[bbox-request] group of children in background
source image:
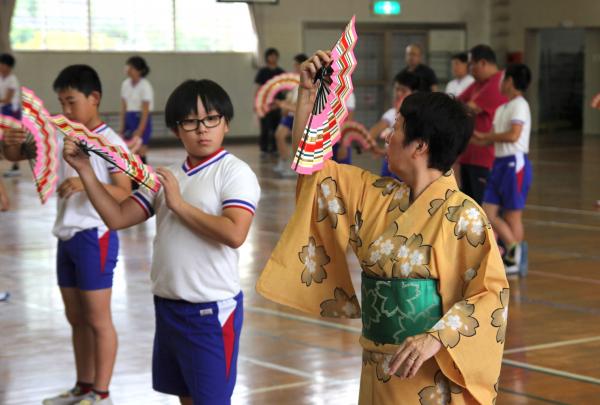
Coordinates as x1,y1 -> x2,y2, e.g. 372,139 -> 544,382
0,40 -> 531,404
255,43 -> 532,276
1,54 -> 260,405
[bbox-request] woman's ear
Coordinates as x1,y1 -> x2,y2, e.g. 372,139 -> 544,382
413,141 -> 429,158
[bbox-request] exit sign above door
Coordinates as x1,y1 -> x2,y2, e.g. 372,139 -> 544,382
372,1 -> 401,15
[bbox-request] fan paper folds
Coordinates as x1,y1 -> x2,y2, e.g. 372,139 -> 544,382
50,114 -> 160,192
340,120 -> 372,151
254,73 -> 300,118
293,16 -> 358,175
20,87 -> 60,204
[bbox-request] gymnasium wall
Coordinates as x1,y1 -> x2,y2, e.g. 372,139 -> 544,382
506,0 -> 600,51
13,51 -> 258,139
11,0 -> 493,139
252,0 -> 491,69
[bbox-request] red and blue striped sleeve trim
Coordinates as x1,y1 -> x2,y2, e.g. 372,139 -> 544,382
131,192 -> 154,218
222,199 -> 256,215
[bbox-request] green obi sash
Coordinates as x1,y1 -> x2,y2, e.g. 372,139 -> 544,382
361,272 -> 442,345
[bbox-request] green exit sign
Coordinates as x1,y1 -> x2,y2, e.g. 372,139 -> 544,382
373,1 -> 401,15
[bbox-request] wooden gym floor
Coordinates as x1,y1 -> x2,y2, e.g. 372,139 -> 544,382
1,132 -> 599,404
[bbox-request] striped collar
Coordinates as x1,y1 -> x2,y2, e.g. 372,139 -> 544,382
90,122 -> 108,133
182,148 -> 229,176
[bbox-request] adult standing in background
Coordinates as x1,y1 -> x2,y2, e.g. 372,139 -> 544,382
457,44 -> 508,203
445,52 -> 474,97
255,48 -> 285,157
398,44 -> 438,92
119,56 -> 154,163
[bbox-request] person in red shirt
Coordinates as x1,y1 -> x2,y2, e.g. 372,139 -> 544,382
458,45 -> 508,203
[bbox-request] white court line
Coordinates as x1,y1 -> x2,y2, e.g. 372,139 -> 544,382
247,305 -> 600,385
526,204 -> 600,217
239,355 -> 322,381
528,270 -> 600,286
505,336 -> 600,355
243,380 -> 313,395
524,218 -> 600,232
245,305 -> 362,333
502,359 -> 600,385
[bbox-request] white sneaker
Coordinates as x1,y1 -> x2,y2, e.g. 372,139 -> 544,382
272,159 -> 286,173
505,243 -> 521,278
279,166 -> 297,178
3,168 -> 20,178
42,388 -> 87,405
73,393 -> 113,405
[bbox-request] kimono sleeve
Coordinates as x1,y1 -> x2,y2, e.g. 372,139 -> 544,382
256,160 -> 374,318
427,195 -> 509,404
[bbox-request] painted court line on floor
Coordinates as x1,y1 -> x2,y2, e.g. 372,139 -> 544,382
528,270 -> 600,286
503,359 -> 600,386
505,335 -> 600,355
524,219 -> 600,232
247,305 -> 600,386
527,204 -> 600,217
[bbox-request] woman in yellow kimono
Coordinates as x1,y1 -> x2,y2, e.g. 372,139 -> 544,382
257,51 -> 509,404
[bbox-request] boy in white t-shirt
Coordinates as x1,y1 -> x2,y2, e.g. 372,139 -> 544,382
0,53 -> 22,177
445,52 -> 475,97
475,64 -> 532,276
369,71 -> 419,177
3,65 -> 132,404
63,79 -> 260,405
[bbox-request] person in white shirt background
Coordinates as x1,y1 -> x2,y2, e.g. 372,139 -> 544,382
119,56 -> 154,164
445,52 -> 475,98
474,63 -> 533,277
0,53 -> 22,177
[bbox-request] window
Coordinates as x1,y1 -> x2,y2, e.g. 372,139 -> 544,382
10,0 -> 257,53
90,0 -> 174,51
11,0 -> 89,50
175,0 -> 256,52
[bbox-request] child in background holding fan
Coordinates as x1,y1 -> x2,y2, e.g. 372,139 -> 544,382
369,71 -> 419,177
63,79 -> 260,405
119,56 -> 154,164
331,92 -> 357,164
3,65 -> 131,405
273,53 -> 308,177
0,53 -> 22,177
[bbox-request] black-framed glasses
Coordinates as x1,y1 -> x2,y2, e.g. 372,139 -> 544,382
177,114 -> 223,131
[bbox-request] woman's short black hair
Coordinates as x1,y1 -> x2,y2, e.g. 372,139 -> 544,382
451,52 -> 468,64
399,92 -> 474,172
0,53 -> 16,68
394,71 -> 420,92
126,56 -> 150,77
165,79 -> 234,131
264,47 -> 279,60
504,63 -> 531,92
294,53 -> 308,64
53,64 -> 102,96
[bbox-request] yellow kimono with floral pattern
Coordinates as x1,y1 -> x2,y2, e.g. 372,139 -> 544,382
257,161 -> 509,404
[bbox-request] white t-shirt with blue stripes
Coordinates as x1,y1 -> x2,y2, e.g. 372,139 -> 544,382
132,149 -> 261,303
